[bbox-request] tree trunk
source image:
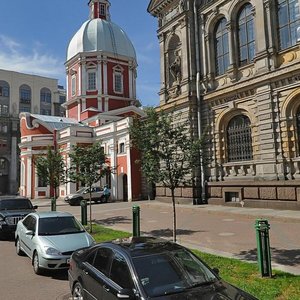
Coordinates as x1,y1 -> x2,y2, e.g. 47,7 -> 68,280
89,192 -> 92,233
171,188 -> 177,242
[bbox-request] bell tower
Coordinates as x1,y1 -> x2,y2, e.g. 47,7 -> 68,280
88,0 -> 110,20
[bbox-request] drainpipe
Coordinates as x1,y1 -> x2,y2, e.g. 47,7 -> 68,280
194,0 -> 206,204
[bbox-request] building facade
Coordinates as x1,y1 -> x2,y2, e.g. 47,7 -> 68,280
148,0 -> 300,209
19,0 -> 145,201
0,69 -> 65,195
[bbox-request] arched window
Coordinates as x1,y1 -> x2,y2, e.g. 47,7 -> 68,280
227,115 -> 252,162
19,84 -> 31,113
277,0 -> 300,50
40,88 -> 51,115
238,3 -> 255,66
215,18 -> 229,76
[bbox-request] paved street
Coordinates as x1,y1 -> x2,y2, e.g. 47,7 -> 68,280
1,199 -> 300,299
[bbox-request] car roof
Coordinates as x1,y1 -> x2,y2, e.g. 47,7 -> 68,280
99,236 -> 184,258
31,211 -> 74,219
0,196 -> 30,201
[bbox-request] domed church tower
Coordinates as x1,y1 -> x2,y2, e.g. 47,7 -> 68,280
65,0 -> 138,122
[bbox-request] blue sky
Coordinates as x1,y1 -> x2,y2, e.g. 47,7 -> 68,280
0,0 -> 160,106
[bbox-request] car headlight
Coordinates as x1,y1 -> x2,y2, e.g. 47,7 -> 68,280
0,216 -> 5,224
44,246 -> 62,256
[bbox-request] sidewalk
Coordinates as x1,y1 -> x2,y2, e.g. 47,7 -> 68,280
33,198 -> 300,275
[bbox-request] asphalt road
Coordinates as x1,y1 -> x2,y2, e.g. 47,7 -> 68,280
1,200 -> 300,300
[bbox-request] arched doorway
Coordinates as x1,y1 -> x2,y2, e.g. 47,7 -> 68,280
123,174 -> 128,202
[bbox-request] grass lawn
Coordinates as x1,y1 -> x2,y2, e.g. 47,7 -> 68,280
90,224 -> 300,300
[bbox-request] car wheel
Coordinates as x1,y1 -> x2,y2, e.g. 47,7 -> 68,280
33,252 -> 43,275
73,282 -> 84,300
16,238 -> 25,256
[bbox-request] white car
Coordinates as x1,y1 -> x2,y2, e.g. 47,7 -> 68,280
15,211 -> 95,275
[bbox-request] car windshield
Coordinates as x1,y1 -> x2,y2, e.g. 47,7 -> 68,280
38,216 -> 85,236
0,199 -> 33,210
132,248 -> 217,297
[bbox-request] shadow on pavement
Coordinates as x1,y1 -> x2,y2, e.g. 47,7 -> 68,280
146,228 -> 206,238
237,247 -> 300,266
41,269 -> 69,281
95,216 -> 131,226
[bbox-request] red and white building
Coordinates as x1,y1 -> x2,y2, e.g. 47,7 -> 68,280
19,0 -> 145,201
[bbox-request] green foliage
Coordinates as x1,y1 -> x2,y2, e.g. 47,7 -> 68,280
129,107 -> 203,241
35,146 -> 65,199
68,142 -> 108,188
68,142 -> 109,232
130,107 -> 202,190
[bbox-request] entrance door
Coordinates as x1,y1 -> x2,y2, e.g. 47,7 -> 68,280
122,174 -> 128,202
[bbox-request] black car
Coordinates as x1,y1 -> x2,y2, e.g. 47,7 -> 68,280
0,196 -> 37,237
68,236 -> 257,300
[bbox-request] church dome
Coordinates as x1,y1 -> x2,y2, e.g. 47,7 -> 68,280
66,18 -> 136,62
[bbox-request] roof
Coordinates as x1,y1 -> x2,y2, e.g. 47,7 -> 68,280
31,114 -> 80,130
67,18 -> 136,62
34,211 -> 73,219
106,236 -> 183,257
20,112 -> 84,133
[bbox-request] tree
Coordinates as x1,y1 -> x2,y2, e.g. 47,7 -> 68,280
68,142 -> 109,232
130,107 -> 203,242
35,146 -> 66,205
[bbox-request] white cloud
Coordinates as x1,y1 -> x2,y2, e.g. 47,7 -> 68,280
0,35 -> 65,83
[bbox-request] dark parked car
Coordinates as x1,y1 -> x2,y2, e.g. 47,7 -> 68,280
68,236 -> 257,300
0,196 -> 37,237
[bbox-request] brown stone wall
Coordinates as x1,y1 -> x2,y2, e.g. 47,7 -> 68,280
156,187 -> 166,196
243,187 -> 259,199
277,187 -> 296,201
259,187 -> 277,200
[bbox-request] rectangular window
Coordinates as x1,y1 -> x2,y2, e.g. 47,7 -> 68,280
119,142 -> 125,153
114,72 -> 123,93
38,175 -> 47,187
72,76 -> 76,96
88,72 -> 96,90
1,105 -> 8,115
59,95 -> 66,103
99,4 -> 105,16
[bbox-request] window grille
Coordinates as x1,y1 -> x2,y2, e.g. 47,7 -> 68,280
227,115 -> 253,162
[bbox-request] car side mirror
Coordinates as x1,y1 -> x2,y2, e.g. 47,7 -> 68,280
212,267 -> 219,275
25,230 -> 34,236
33,205 -> 38,209
117,288 -> 135,299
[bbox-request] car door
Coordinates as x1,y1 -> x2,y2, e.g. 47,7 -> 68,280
20,215 -> 37,258
103,251 -> 137,300
81,247 -> 114,300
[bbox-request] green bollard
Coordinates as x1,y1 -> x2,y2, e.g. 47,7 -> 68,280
51,198 -> 56,211
255,219 -> 272,277
81,200 -> 87,226
132,205 -> 140,237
